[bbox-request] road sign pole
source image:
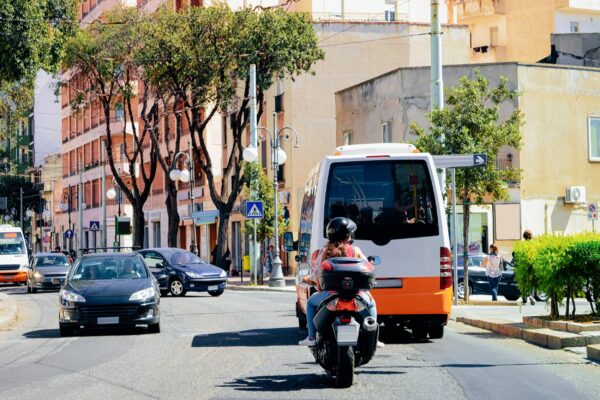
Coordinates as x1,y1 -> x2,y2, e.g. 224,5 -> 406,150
452,168 -> 458,306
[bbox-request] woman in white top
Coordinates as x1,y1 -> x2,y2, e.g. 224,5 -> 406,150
481,243 -> 503,301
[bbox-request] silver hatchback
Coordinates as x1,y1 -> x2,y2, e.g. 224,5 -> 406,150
27,253 -> 71,293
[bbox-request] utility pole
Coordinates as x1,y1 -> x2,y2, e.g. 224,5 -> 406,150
78,161 -> 83,255
249,64 -> 260,284
101,140 -> 107,248
431,0 -> 446,192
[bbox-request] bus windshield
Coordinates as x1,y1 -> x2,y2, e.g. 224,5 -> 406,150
324,160 -> 439,245
0,232 -> 27,255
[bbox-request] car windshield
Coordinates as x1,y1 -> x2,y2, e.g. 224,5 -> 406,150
36,255 -> 69,268
324,160 -> 439,244
168,250 -> 205,265
0,232 -> 27,255
70,257 -> 148,281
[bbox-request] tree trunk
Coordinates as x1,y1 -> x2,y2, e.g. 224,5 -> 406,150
551,294 -> 559,319
572,295 -> 576,319
165,181 -> 179,248
462,202 -> 471,302
566,289 -> 570,318
215,208 -> 231,272
132,202 -> 145,249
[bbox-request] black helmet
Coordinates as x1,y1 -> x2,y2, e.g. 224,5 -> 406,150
326,217 -> 357,243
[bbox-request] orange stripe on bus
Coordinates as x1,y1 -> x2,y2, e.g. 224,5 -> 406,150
372,276 -> 452,316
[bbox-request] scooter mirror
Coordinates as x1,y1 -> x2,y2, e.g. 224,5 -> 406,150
368,255 -> 381,265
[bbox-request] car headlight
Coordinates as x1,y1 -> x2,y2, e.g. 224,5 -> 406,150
186,271 -> 203,279
129,287 -> 156,302
60,289 -> 86,303
33,271 -> 44,279
220,269 -> 227,278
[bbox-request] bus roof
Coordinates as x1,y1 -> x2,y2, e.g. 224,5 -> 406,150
333,143 -> 419,156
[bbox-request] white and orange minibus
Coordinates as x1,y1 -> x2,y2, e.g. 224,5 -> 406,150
286,143 -> 452,339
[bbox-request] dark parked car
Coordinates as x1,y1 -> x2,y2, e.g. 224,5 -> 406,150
137,248 -> 227,297
58,253 -> 160,336
27,253 -> 70,293
455,253 -> 521,301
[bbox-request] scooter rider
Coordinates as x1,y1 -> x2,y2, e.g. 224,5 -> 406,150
299,217 -> 380,347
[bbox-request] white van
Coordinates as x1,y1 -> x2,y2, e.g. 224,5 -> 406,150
0,225 -> 30,285
288,143 -> 452,339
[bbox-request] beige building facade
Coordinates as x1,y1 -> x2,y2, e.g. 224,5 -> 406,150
335,62 -> 600,256
448,0 -> 600,63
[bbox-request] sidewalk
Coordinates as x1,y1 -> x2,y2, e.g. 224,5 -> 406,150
226,275 -> 296,292
0,293 -> 17,329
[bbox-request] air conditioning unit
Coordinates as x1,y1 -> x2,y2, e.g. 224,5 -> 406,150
565,186 -> 586,204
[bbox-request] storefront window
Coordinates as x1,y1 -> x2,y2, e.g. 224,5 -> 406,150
455,212 -> 489,255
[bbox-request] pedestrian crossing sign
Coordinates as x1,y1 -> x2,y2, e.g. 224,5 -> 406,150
245,201 -> 264,219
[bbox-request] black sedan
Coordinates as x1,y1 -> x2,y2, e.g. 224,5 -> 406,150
58,253 -> 160,336
138,248 -> 227,297
27,252 -> 70,293
455,253 -> 521,301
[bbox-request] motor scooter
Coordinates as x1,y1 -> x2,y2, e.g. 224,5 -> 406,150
310,257 -> 379,388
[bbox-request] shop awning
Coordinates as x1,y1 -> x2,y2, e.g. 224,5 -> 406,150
192,210 -> 219,226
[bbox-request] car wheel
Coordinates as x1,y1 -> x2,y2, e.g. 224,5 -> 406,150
148,322 -> 160,334
208,289 -> 224,297
296,302 -> 307,330
412,324 -> 428,340
169,278 -> 186,297
160,289 -> 169,297
59,324 -> 75,337
504,293 -> 520,301
30,281 -> 37,293
428,325 -> 444,339
534,290 -> 548,302
457,279 -> 472,299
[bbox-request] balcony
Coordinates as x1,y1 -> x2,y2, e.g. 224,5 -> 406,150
457,0 -> 506,19
555,0 -> 600,12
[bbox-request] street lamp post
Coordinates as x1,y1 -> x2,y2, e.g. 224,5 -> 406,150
170,146 -> 196,253
58,186 -> 73,251
106,179 -> 123,248
242,118 -> 299,287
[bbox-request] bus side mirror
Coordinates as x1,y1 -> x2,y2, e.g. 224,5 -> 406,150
282,232 -> 295,252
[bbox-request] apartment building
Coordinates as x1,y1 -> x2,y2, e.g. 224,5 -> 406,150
448,0 -> 600,63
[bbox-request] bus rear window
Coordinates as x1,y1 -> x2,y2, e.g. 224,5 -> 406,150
0,232 -> 26,255
324,160 -> 439,245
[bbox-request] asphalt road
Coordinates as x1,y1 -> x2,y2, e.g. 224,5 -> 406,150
0,284 -> 599,400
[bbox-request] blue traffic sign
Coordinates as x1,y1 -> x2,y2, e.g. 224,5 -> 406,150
245,201 -> 264,219
65,229 -> 74,239
473,154 -> 487,166
89,221 -> 100,231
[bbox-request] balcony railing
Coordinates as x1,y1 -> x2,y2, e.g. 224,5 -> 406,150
311,12 -> 408,22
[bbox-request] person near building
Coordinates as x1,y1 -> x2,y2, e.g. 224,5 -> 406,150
189,240 -> 197,255
481,243 -> 504,302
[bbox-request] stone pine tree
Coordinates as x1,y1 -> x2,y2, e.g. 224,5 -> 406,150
410,70 -> 523,302
62,7 -> 158,248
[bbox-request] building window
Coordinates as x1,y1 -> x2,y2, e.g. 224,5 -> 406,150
114,103 -> 124,121
589,117 -> 600,161
331,0 -> 343,18
152,221 -> 161,247
385,0 -> 396,21
382,121 -> 392,143
343,130 -> 353,145
490,27 -> 499,47
570,21 -> 580,33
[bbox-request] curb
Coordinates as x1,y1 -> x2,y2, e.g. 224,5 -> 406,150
587,344 -> 600,362
0,293 -> 17,330
456,315 -> 600,349
226,285 -> 295,293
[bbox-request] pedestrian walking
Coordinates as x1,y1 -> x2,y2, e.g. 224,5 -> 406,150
189,240 -> 197,255
264,245 -> 274,277
482,243 -> 503,301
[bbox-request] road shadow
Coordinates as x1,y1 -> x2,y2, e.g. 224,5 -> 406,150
219,373 -> 331,392
23,326 -> 152,339
192,327 -> 301,348
460,331 -> 509,340
379,325 -> 432,345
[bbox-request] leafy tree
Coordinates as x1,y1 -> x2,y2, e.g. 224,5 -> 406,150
62,6 -> 159,248
149,4 -> 323,268
0,0 -> 77,83
0,175 -> 41,228
411,70 -> 523,302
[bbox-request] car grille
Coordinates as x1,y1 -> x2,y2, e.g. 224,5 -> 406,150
191,279 -> 226,286
78,304 -> 140,318
44,273 -> 67,278
0,265 -> 21,271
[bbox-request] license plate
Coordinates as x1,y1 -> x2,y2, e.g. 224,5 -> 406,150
97,317 -> 119,325
52,278 -> 63,285
208,285 -> 218,291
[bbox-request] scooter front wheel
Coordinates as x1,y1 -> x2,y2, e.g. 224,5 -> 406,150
335,345 -> 354,388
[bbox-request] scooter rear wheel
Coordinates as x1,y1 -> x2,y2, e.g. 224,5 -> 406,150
335,346 -> 354,388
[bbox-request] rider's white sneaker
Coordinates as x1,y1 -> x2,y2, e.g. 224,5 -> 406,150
376,340 -> 385,348
299,336 -> 316,346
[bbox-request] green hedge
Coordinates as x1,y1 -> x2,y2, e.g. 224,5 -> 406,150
513,233 -> 600,318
